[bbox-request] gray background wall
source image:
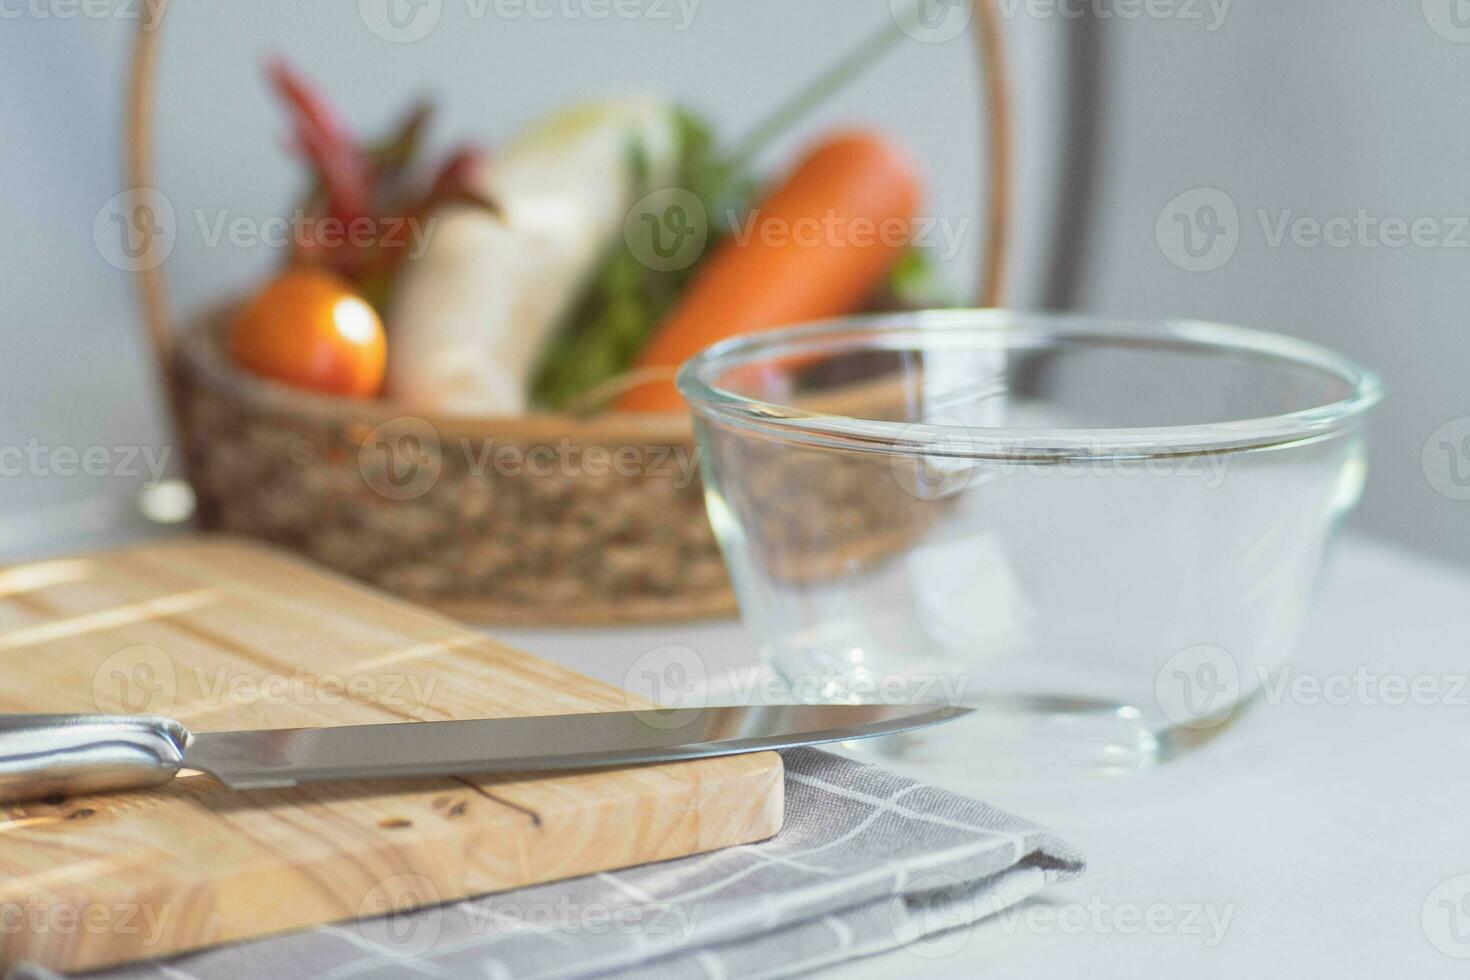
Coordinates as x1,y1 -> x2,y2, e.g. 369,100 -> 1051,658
1,1 -> 1465,565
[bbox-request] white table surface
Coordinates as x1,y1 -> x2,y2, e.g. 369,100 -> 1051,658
489,532 -> 1470,979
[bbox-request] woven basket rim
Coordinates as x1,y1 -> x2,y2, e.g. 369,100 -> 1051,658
177,305 -> 697,443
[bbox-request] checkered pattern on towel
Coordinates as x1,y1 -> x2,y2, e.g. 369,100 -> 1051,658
16,749 -> 1084,980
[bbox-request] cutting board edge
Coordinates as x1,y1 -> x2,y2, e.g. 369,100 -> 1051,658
14,751 -> 785,974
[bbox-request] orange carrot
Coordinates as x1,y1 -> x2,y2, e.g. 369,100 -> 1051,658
617,131 -> 921,413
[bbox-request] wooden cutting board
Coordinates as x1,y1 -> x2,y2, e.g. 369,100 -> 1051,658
0,536 -> 782,973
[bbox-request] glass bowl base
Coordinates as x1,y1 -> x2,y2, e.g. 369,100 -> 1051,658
836,693 -> 1255,775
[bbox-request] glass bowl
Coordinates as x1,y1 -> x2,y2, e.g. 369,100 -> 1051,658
678,311 -> 1383,771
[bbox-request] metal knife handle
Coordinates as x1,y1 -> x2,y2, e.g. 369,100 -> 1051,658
0,714 -> 189,804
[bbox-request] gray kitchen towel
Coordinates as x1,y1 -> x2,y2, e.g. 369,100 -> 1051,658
16,749 -> 1083,980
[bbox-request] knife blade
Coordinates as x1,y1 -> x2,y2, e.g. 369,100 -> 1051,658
0,704 -> 969,804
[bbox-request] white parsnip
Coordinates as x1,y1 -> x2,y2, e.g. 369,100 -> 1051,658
387,98 -> 680,414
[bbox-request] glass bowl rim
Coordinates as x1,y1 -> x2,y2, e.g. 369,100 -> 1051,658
675,310 -> 1384,460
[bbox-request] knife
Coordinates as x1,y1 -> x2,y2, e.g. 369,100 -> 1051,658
0,704 -> 969,805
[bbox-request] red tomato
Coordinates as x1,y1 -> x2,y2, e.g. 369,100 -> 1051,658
229,269 -> 387,399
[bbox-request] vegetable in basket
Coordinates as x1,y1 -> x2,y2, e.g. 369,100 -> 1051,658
229,268 -> 386,399
230,13 -> 949,412
387,99 -> 683,414
616,130 -> 921,413
229,59 -> 493,398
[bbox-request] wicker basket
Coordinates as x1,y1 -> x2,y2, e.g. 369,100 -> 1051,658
124,3 -> 1013,624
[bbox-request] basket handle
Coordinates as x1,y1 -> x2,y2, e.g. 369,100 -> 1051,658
124,2 -> 1014,404
126,10 -> 173,411
972,0 -> 1013,309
